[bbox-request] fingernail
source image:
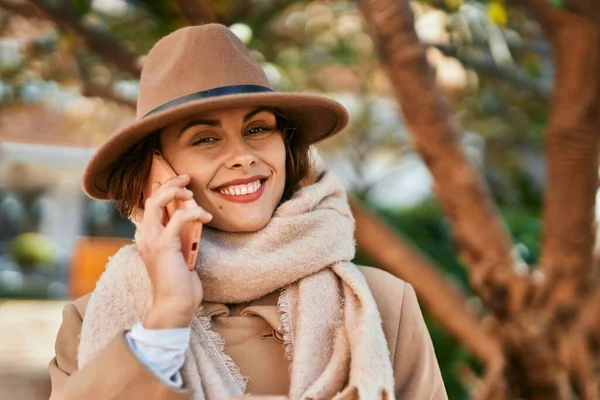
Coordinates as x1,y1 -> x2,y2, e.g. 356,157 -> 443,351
205,212 -> 213,219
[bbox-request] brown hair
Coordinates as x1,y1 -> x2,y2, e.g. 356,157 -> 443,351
106,109 -> 311,218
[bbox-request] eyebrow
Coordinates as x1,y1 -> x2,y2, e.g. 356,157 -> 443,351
177,108 -> 272,139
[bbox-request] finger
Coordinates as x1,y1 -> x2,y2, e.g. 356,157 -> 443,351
152,185 -> 195,209
145,174 -> 191,211
162,173 -> 190,188
163,207 -> 212,240
151,174 -> 190,194
142,174 -> 191,229
144,186 -> 194,228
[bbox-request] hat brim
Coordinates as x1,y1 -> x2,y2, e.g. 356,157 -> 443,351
82,92 -> 348,199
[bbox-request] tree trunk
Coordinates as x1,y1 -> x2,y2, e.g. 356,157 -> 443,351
520,0 -> 600,317
359,0 -> 600,397
356,0 -> 526,320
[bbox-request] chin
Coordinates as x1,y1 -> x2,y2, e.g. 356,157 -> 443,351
210,214 -> 272,233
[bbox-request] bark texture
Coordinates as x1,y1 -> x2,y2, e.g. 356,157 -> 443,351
357,0 -> 527,320
359,0 -> 600,398
523,0 -> 600,314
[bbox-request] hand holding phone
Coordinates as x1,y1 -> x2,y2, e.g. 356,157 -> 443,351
142,151 -> 203,271
136,152 -> 210,328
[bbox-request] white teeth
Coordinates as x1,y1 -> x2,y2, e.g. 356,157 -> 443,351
219,179 -> 263,196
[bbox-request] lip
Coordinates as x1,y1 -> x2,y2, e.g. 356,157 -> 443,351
213,174 -> 269,190
212,175 -> 269,204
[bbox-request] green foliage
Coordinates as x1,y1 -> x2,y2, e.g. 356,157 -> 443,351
502,208 -> 541,265
355,199 -> 542,398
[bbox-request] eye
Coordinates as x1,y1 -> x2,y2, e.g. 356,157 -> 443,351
191,136 -> 219,146
246,125 -> 275,137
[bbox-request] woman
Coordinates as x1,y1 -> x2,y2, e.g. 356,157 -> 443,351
48,24 -> 446,400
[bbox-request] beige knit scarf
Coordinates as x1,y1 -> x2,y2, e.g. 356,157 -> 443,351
78,171 -> 395,400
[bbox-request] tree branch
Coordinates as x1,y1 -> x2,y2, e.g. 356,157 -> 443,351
26,0 -> 142,76
519,0 -> 600,315
350,198 -> 503,366
81,83 -> 136,109
73,47 -> 137,110
474,361 -> 509,400
568,334 -> 599,399
428,42 -> 551,100
73,49 -> 136,109
444,35 -> 551,58
566,283 -> 600,397
573,283 -> 600,345
357,0 -> 528,319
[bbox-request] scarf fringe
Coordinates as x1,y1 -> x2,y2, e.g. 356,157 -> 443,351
277,287 -> 295,361
194,308 -> 247,395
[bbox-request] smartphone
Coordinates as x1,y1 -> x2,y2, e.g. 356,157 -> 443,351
143,151 -> 202,271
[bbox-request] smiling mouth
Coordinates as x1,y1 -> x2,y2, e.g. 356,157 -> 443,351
212,177 -> 269,203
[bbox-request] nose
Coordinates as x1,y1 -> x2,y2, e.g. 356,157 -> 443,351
224,136 -> 257,170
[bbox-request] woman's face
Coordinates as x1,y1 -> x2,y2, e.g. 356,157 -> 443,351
160,107 -> 286,232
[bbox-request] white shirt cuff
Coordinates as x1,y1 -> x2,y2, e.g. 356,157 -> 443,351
125,322 -> 191,389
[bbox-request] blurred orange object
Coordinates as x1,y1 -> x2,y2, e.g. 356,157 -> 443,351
69,237 -> 132,299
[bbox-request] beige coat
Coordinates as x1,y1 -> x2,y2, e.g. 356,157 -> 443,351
48,266 -> 447,399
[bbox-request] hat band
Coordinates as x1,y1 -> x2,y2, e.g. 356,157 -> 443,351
143,85 -> 274,117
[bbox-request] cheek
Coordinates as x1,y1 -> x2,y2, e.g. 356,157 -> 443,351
172,157 -> 214,200
261,142 -> 287,202
264,136 -> 287,180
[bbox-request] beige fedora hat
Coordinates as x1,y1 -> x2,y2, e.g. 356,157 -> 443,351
82,24 -> 348,199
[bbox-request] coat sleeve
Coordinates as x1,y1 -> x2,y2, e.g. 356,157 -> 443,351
392,283 -> 447,400
48,302 -> 193,400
